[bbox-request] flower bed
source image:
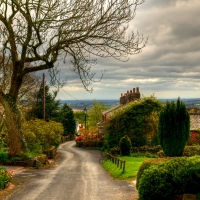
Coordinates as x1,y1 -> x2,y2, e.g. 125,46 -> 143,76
0,166 -> 12,189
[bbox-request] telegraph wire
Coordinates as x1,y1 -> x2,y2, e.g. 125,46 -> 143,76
45,75 -> 81,101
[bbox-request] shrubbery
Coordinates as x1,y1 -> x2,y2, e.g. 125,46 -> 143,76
22,119 -> 64,153
119,135 -> 131,156
0,166 -> 12,189
136,158 -> 171,189
138,156 -> 200,200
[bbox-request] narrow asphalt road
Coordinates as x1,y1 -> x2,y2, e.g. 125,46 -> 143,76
7,141 -> 137,200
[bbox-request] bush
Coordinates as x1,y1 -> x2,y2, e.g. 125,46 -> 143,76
136,158 -> 171,189
22,119 -> 63,152
131,145 -> 162,154
138,156 -> 200,200
0,150 -> 9,162
0,166 -> 12,189
183,145 -> 200,156
158,97 -> 190,157
119,135 -> 131,156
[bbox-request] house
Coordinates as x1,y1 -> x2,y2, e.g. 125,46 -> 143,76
97,87 -> 141,136
187,114 -> 200,145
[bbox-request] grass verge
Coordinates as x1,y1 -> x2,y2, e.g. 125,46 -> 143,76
101,156 -> 154,181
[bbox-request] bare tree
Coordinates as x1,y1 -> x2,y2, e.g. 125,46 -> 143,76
0,0 -> 147,155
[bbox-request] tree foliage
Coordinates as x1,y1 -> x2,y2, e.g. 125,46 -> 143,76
88,100 -> 107,128
27,85 -> 60,121
58,103 -> 76,135
22,119 -> 63,152
158,97 -> 190,157
105,95 -> 163,150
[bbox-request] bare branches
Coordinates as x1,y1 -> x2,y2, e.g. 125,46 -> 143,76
0,0 -> 147,93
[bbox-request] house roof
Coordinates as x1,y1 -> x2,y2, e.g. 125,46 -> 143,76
190,114 -> 200,131
102,104 -> 122,117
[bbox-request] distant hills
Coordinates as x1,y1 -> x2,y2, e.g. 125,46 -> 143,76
60,98 -> 200,110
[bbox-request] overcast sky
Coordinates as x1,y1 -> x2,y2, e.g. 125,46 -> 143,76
49,0 -> 200,100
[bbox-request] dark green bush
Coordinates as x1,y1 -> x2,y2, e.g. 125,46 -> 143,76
138,156 -> 200,200
119,135 -> 131,156
0,151 -> 9,162
158,97 -> 190,157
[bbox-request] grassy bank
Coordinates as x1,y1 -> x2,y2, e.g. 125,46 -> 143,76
101,156 -> 154,181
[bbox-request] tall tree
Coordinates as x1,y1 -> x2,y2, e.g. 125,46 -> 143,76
158,97 -> 190,157
59,103 -> 76,136
27,85 -> 60,121
0,0 -> 146,155
88,100 -> 107,127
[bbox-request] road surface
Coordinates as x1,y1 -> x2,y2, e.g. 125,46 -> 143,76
8,141 -> 137,200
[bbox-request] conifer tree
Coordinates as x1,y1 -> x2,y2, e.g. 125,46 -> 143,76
158,97 -> 190,156
27,85 -> 60,121
59,103 -> 76,136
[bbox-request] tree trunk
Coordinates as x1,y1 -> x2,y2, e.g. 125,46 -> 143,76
0,93 -> 27,156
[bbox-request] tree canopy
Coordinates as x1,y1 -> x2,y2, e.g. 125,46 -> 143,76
27,85 -> 60,121
88,100 -> 107,127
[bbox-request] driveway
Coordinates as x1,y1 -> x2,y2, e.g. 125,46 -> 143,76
5,141 -> 137,200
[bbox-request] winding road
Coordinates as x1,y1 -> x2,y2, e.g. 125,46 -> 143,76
8,141 -> 137,200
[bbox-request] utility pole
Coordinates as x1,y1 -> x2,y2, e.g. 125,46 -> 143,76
42,73 -> 45,120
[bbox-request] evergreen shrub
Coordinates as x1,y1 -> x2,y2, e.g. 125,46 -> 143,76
138,156 -> 200,200
0,150 -> 9,162
119,135 -> 131,156
158,97 -> 190,157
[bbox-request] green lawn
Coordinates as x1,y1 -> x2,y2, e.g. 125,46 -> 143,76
101,156 -> 154,181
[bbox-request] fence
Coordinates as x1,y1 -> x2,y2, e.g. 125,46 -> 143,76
107,153 -> 126,172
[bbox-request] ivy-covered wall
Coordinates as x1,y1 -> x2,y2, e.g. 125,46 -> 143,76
104,95 -> 163,149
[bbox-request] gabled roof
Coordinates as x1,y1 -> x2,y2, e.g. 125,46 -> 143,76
102,104 -> 122,117
190,114 -> 200,131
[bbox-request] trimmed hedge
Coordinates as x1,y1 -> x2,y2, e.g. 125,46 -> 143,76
109,145 -> 162,155
136,158 -> 171,189
138,156 -> 200,200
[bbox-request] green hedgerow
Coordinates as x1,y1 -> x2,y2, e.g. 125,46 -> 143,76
138,156 -> 200,200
